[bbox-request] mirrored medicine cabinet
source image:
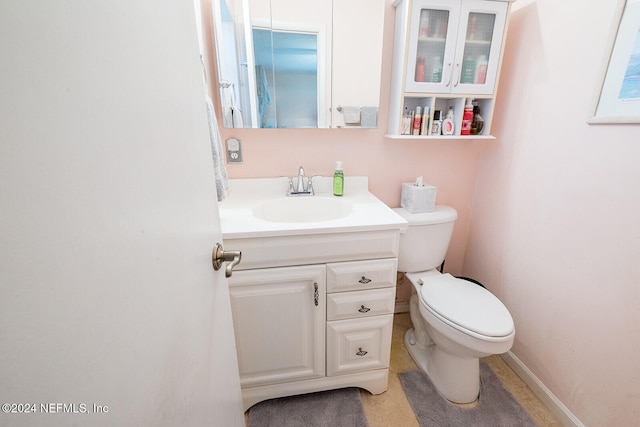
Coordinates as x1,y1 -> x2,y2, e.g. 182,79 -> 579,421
211,0 -> 385,129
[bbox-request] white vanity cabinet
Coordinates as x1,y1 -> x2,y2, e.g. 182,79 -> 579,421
388,0 -> 515,138
225,232 -> 400,410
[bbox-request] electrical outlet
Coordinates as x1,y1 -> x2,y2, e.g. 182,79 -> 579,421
225,138 -> 243,164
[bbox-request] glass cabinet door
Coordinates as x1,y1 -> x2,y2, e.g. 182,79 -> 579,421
451,0 -> 508,94
405,0 -> 459,93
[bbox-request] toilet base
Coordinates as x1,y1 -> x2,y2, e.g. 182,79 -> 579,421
404,328 -> 480,404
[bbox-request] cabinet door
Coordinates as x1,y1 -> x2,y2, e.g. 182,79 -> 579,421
405,0 -> 461,93
228,265 -> 326,388
450,0 -> 508,94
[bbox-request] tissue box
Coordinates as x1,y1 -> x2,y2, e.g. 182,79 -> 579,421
401,183 -> 437,213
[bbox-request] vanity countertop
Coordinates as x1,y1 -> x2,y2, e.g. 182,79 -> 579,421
219,177 -> 408,239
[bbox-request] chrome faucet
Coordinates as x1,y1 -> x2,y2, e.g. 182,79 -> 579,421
287,166 -> 315,196
297,166 -> 306,193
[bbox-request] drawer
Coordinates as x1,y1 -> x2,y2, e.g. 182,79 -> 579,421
326,315 -> 393,376
326,258 -> 397,293
327,287 -> 395,321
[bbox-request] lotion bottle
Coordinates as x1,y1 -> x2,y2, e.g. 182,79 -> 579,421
442,107 -> 455,135
333,161 -> 344,196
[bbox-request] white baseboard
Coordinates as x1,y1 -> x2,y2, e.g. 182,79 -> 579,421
501,351 -> 584,427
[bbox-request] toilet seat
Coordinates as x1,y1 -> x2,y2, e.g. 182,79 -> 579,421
418,274 -> 514,338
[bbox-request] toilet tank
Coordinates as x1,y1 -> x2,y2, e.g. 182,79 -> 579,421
393,206 -> 457,273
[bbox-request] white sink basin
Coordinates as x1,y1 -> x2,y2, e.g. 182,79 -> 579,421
253,196 -> 353,223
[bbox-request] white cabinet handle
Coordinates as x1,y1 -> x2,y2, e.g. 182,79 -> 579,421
453,63 -> 461,87
445,62 -> 455,87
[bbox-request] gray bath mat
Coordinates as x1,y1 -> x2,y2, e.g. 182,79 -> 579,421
248,387 -> 369,427
399,363 -> 536,426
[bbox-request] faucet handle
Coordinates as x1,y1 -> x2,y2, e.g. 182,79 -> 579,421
278,175 -> 295,195
306,175 -> 322,195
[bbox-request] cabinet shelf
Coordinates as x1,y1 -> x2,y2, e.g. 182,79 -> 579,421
417,36 -> 446,43
384,134 -> 495,140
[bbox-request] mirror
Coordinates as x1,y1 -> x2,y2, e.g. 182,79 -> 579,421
212,0 -> 385,129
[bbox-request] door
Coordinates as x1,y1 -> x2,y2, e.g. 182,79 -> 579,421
0,1 -> 244,426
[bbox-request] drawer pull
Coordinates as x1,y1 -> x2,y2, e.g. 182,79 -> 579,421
313,283 -> 319,306
356,348 -> 368,357
358,276 -> 372,284
358,305 -> 371,313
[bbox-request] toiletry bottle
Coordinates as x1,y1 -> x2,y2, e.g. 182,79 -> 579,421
431,57 -> 442,83
415,57 -> 425,82
419,10 -> 430,37
420,106 -> 430,135
471,105 -> 484,135
461,99 -> 473,135
401,107 -> 412,135
442,106 -> 455,135
475,55 -> 488,84
333,161 -> 344,197
431,110 -> 441,135
460,56 -> 476,84
412,106 -> 422,135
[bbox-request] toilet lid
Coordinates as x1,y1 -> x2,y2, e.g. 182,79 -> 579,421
419,274 -> 514,337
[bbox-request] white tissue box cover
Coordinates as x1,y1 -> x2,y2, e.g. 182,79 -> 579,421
401,183 -> 437,213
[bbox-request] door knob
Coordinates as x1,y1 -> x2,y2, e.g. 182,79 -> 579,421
212,243 -> 242,278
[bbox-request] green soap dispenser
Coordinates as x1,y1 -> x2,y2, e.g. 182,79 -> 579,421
333,161 -> 344,196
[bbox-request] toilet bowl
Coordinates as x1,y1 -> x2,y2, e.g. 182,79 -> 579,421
393,206 -> 515,404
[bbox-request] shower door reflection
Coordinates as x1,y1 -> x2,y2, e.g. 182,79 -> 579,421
252,29 -> 323,128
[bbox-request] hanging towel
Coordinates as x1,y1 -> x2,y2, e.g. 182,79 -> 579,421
229,87 -> 244,128
206,96 -> 229,202
220,84 -> 244,128
255,65 -> 271,124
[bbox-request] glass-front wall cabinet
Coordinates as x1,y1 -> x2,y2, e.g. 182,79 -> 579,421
388,0 -> 513,138
405,0 -> 507,95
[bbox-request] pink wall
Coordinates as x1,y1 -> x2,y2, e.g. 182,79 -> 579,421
203,0 -> 484,277
463,1 -> 640,426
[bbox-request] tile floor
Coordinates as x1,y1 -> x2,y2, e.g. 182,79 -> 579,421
359,312 -> 563,427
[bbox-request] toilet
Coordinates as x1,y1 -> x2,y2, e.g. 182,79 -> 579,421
393,206 -> 515,404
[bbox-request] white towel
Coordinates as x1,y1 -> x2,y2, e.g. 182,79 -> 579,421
342,106 -> 361,125
206,96 -> 229,202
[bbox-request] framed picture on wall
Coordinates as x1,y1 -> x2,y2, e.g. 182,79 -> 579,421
590,0 -> 640,124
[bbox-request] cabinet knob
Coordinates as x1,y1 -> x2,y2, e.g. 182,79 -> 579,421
358,305 -> 371,313
356,348 -> 368,357
358,276 -> 372,284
